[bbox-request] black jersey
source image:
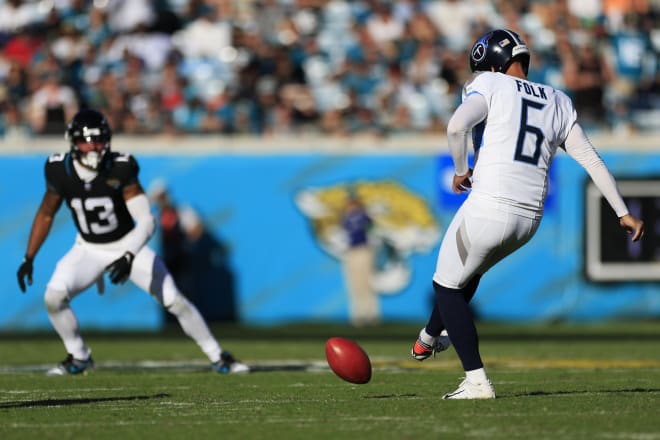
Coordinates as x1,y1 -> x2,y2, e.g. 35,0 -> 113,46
45,152 -> 139,244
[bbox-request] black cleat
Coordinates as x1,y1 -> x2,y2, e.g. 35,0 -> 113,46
211,351 -> 249,374
46,354 -> 94,376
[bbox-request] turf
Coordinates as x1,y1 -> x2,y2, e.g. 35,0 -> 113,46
1,322 -> 659,439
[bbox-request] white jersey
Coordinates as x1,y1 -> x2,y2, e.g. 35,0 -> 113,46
464,72 -> 577,216
435,70 -> 629,288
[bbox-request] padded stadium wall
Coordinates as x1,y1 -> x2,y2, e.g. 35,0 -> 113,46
2,140 -> 659,330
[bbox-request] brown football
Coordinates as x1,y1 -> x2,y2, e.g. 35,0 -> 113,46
325,337 -> 372,384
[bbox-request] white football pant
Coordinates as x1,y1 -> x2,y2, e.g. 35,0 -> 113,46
433,193 -> 541,289
44,234 -> 222,362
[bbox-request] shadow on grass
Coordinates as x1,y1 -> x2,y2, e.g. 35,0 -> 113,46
0,393 -> 170,409
505,388 -> 660,398
364,394 -> 418,399
248,364 -> 311,372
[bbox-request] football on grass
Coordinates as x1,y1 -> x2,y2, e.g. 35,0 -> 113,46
325,337 -> 372,384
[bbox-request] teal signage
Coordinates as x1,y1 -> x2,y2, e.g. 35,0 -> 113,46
2,151 -> 658,330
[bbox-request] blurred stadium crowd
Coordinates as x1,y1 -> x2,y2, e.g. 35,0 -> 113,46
0,0 -> 658,139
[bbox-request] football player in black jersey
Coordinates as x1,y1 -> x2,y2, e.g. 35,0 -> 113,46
17,108 -> 249,376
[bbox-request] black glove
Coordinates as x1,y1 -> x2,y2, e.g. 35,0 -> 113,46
17,256 -> 34,293
106,251 -> 135,284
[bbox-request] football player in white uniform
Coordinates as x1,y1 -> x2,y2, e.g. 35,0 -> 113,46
410,29 -> 644,399
17,109 -> 249,376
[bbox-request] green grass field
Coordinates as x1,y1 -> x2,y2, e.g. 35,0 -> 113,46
1,322 -> 659,439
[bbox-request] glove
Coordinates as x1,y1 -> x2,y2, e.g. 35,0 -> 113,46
17,256 -> 34,293
106,251 -> 135,284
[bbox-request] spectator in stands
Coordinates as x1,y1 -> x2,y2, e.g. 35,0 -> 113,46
50,23 -> 90,70
171,5 -> 232,59
2,29 -> 42,69
105,0 -> 156,34
607,12 -> 657,131
28,70 -> 78,135
0,0 -> 43,36
561,39 -> 614,129
603,0 -> 650,32
253,0 -> 288,45
173,95 -> 221,133
83,6 -> 112,49
365,1 -> 405,55
0,0 -> 657,138
403,41 -> 445,131
405,5 -> 439,47
0,101 -> 30,139
3,62 -> 28,105
426,0 -> 497,52
376,62 -> 414,134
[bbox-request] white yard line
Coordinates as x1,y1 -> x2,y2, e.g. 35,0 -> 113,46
1,357 -> 659,375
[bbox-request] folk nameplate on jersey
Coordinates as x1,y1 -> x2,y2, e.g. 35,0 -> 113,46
515,80 -> 547,100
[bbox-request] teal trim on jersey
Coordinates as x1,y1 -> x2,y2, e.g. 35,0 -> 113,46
64,152 -> 72,177
1,150 -> 659,330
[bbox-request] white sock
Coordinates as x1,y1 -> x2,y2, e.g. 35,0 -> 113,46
47,306 -> 91,361
465,367 -> 489,384
168,294 -> 222,363
419,328 -> 436,345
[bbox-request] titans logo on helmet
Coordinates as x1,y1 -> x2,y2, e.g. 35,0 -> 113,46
471,33 -> 492,63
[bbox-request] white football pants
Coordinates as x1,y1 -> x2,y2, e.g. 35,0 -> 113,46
433,193 -> 541,289
44,234 -> 222,363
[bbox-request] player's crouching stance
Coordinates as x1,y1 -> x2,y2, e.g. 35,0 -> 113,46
16,108 -> 249,376
412,30 -> 644,399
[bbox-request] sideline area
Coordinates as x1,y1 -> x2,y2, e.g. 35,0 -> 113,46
2,132 -> 659,154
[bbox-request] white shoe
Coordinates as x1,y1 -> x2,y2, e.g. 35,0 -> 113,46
227,361 -> 250,374
442,378 -> 496,400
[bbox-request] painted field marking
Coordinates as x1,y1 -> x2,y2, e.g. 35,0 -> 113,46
1,357 -> 660,375
373,357 -> 660,371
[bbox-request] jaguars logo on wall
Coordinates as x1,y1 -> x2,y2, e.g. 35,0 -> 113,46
295,180 -> 441,294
